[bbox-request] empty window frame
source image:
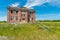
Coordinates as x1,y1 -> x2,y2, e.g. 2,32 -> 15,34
22,14 -> 25,16
14,16 -> 18,20
32,18 -> 33,20
10,16 -> 18,20
22,18 -> 25,20
29,12 -> 32,14
11,10 -> 13,13
13,11 -> 18,14
15,16 -> 18,20
11,10 -> 18,14
10,16 -> 14,20
16,11 -> 18,13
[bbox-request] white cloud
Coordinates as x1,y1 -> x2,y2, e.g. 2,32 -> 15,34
47,0 -> 60,7
10,2 -> 20,7
24,0 -> 60,8
0,16 -> 7,21
24,0 -> 46,8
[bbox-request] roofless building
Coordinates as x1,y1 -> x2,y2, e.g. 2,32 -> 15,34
7,6 -> 35,24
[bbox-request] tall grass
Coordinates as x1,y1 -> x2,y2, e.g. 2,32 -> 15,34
0,22 -> 60,40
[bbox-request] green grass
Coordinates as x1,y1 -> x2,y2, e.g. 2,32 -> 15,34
0,22 -> 60,40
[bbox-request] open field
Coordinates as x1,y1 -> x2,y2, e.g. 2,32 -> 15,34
0,22 -> 60,40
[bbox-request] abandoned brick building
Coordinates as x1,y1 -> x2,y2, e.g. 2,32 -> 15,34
7,6 -> 35,24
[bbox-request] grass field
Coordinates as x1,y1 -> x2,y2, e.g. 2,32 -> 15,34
0,22 -> 60,40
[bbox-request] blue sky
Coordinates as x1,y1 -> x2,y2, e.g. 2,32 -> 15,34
0,0 -> 60,21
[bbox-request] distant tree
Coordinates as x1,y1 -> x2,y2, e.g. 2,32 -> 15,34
37,20 -> 60,22
0,21 -> 7,23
